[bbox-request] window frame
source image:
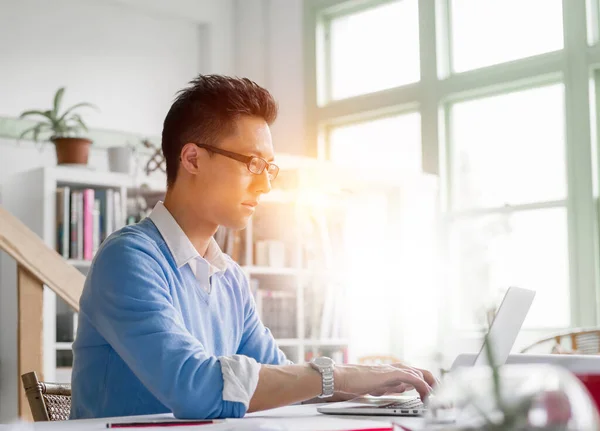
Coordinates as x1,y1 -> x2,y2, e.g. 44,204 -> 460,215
305,0 -> 600,335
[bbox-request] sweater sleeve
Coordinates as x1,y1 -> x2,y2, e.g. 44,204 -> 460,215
80,235 -> 246,419
234,266 -> 293,366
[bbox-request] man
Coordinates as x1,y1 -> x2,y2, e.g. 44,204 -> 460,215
70,75 -> 436,419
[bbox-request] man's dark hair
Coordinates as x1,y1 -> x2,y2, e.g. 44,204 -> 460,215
162,74 -> 278,187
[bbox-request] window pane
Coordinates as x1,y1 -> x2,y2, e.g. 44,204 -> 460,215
449,207 -> 570,328
450,84 -> 566,210
451,0 -> 564,72
329,113 -> 421,173
329,0 -> 420,101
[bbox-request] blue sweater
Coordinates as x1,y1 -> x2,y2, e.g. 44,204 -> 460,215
70,219 -> 288,419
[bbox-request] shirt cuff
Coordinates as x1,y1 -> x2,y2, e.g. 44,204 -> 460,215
218,355 -> 261,408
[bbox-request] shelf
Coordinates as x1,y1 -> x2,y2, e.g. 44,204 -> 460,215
55,342 -> 73,350
67,259 -> 92,268
242,266 -> 305,276
303,339 -> 349,346
55,367 -> 73,383
128,175 -> 167,195
50,166 -> 130,189
242,266 -> 347,281
275,339 -> 302,347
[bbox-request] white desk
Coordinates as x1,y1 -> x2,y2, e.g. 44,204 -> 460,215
0,405 -> 428,431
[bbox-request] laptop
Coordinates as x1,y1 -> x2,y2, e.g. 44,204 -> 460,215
317,286 -> 536,417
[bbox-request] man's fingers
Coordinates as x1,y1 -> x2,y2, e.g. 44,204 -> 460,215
417,368 -> 438,388
391,369 -> 432,400
391,363 -> 438,388
390,363 -> 424,381
382,383 -> 410,395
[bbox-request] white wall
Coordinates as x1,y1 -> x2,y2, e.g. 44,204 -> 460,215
0,0 -> 237,182
0,0 -> 201,137
234,0 -> 307,156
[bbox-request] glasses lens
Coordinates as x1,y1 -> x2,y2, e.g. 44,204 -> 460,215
267,164 -> 279,181
248,157 -> 267,175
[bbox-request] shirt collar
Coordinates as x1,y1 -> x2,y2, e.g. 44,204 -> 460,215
148,201 -> 228,275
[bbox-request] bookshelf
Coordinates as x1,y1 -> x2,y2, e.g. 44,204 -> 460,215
0,165 -> 130,384
0,159 -> 351,385
238,190 -> 350,364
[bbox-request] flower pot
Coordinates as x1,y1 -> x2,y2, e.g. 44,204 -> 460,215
52,137 -> 92,165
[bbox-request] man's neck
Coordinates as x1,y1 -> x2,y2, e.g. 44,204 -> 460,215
163,191 -> 217,257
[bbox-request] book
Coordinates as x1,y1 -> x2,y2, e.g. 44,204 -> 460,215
76,191 -> 84,260
92,198 -> 101,257
106,188 -> 114,240
56,187 -> 70,258
69,190 -> 79,260
83,189 -> 95,260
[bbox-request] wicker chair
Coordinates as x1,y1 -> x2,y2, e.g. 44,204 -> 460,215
21,371 -> 71,421
520,329 -> 600,355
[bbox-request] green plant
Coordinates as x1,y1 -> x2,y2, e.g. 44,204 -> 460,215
18,87 -> 97,143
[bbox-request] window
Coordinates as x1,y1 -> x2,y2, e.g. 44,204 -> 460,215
328,112 -> 421,173
449,208 -> 570,328
327,0 -> 420,101
327,111 -> 424,359
450,0 -> 563,72
448,84 -> 569,328
310,0 -> 598,364
450,85 -> 566,210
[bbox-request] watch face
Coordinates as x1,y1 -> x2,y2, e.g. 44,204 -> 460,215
313,356 -> 334,367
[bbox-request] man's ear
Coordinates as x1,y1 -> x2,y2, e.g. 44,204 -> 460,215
179,143 -> 202,174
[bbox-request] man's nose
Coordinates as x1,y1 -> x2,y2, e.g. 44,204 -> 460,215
254,169 -> 272,194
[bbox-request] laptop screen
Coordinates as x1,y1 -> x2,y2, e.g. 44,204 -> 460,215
473,286 -> 536,367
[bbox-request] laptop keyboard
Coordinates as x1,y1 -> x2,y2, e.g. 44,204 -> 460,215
381,398 -> 424,409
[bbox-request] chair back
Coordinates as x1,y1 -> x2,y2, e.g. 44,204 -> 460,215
21,371 -> 71,421
521,329 -> 600,355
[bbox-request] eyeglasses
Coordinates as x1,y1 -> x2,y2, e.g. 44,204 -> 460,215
192,143 -> 279,181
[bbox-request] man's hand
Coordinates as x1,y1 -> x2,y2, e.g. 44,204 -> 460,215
250,362 -> 437,412
333,363 -> 435,401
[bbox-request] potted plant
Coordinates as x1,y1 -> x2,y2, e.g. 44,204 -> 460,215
18,87 -> 98,165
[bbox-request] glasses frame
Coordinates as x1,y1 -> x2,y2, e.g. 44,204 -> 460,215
192,143 -> 279,181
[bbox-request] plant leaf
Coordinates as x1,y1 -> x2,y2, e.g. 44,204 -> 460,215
32,124 -> 44,142
69,114 -> 88,132
19,110 -> 52,121
53,87 -> 65,117
19,125 -> 38,140
19,123 -> 51,143
57,102 -> 98,124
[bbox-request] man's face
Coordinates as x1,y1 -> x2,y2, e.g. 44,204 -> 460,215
182,115 -> 274,230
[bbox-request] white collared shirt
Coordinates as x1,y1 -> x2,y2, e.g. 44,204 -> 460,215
149,201 -> 228,293
148,201 -> 261,408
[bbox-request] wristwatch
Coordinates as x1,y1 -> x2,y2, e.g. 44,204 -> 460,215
309,356 -> 335,398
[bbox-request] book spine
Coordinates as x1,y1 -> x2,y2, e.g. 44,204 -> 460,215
62,186 -> 70,258
105,189 -> 114,238
69,190 -> 78,260
76,192 -> 84,260
92,198 -> 101,257
83,189 -> 95,260
113,190 -> 123,230
56,187 -> 71,258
